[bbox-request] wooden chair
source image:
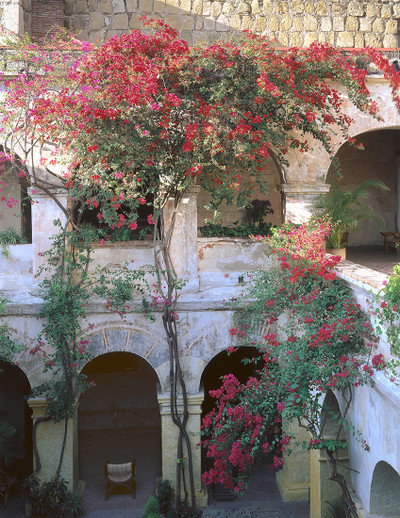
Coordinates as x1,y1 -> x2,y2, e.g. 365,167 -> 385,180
105,460 -> 136,501
381,232 -> 400,254
0,469 -> 17,507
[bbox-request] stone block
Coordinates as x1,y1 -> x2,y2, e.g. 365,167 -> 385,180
381,5 -> 392,19
222,3 -> 234,14
216,13 -> 229,31
76,0 -> 88,15
331,3 -> 344,15
366,4 -> 378,17
326,31 -> 334,45
195,18 -> 203,29
112,12 -> 129,28
332,16 -> 344,31
182,15 -> 195,30
211,1 -> 221,18
230,14 -> 241,30
126,0 -> 137,10
193,30 -> 206,42
64,0 -> 75,16
280,13 -> 292,31
277,1 -> 288,13
253,15 -> 266,32
337,31 -> 354,47
204,16 -> 215,30
292,17 -> 302,31
354,32 -> 364,48
304,32 -> 318,46
88,0 -> 97,8
320,17 -> 331,32
372,18 -> 384,34
291,0 -> 304,13
347,0 -> 364,17
180,0 -> 191,11
238,2 -> 250,13
290,32 -> 304,46
262,0 -> 273,14
251,0 -> 260,15
129,13 -> 142,28
277,32 -> 288,46
165,13 -> 180,28
72,15 -> 89,30
383,34 -> 397,48
385,19 -> 398,36
105,29 -> 119,39
394,4 -> 400,18
192,0 -> 202,15
316,1 -> 327,16
359,17 -> 372,32
269,15 -> 279,31
78,30 -> 89,41
364,32 -> 382,47
139,0 -> 153,12
90,11 -> 105,31
202,1 -> 210,15
242,15 -> 252,29
304,14 -> 317,31
101,0 -> 112,13
90,28 -> 106,42
180,30 -> 193,43
346,16 -> 358,31
166,1 -> 179,14
304,1 -> 314,13
112,0 -> 125,12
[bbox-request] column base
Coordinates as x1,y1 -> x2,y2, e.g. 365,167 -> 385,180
276,470 -> 309,502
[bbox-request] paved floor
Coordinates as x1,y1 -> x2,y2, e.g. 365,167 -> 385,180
346,245 -> 400,274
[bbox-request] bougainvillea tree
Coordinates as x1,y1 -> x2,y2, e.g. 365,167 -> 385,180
201,223 -> 380,517
1,21 -> 400,507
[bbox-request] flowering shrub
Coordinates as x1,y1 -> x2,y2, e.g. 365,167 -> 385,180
202,223 -> 375,514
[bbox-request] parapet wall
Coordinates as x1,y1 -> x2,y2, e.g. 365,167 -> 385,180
62,0 -> 400,46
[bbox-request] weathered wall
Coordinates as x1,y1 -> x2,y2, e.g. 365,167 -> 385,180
63,0 -> 400,46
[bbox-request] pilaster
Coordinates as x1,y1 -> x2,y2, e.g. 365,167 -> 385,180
281,183 -> 329,224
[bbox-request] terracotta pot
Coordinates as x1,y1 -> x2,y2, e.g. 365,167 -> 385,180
326,248 -> 346,260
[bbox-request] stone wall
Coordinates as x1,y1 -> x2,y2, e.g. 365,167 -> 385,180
63,0 -> 400,46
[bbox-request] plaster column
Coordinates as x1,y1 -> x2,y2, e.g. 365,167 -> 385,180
162,186 -> 200,293
157,390 -> 207,507
31,190 -> 68,276
276,419 -> 310,502
281,183 -> 329,224
0,0 -> 24,36
309,447 -> 350,518
28,398 -> 79,491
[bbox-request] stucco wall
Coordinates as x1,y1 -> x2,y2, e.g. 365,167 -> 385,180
63,0 -> 400,46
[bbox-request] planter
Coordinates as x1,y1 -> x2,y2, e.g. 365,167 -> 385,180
326,248 -> 346,260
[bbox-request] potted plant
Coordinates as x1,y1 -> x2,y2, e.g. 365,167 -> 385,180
156,478 -> 175,517
313,179 -> 389,259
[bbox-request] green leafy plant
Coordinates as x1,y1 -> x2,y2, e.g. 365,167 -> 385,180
313,179 -> 389,249
156,478 -> 175,515
199,221 -> 272,238
24,474 -> 84,518
0,418 -> 16,468
0,227 -> 27,257
142,495 -> 161,518
324,496 -> 347,518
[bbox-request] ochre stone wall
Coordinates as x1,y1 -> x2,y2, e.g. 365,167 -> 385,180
63,0 -> 400,46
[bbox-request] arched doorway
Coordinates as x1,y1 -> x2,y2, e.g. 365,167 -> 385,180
370,461 -> 400,515
0,360 -> 33,482
327,128 -> 400,246
78,352 -> 161,510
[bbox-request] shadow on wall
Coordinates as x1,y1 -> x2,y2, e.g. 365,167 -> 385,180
370,461 -> 400,516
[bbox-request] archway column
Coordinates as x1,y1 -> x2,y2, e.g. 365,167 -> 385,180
280,183 -> 329,224
28,398 -> 79,491
276,418 -> 310,502
157,390 -> 207,507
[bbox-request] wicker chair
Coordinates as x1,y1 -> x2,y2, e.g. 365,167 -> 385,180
105,460 -> 136,501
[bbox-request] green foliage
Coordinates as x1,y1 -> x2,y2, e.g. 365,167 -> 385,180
199,221 -> 272,238
156,478 -> 175,514
313,179 -> 389,249
0,418 -> 16,466
176,502 -> 202,518
0,227 -> 27,257
142,495 -> 161,518
375,264 -> 400,361
0,296 -> 22,363
24,475 -> 85,518
323,496 -> 347,518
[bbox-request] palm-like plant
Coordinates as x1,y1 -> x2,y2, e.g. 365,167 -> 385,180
314,179 -> 389,249
0,418 -> 16,468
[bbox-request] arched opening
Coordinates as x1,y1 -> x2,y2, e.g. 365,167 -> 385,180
370,461 -> 400,515
321,390 -> 342,439
201,346 -> 269,501
0,360 -> 33,483
197,156 -> 283,234
326,128 -> 400,247
78,352 -> 161,510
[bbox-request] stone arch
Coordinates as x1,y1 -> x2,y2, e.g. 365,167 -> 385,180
325,127 -> 400,245
78,351 -> 162,509
321,390 -> 343,439
370,461 -> 400,515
